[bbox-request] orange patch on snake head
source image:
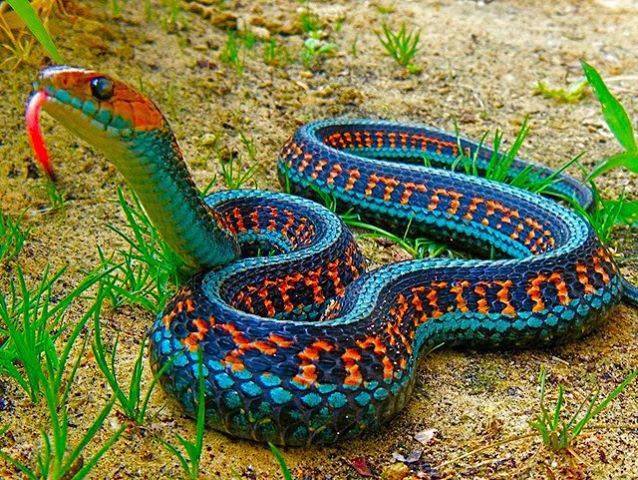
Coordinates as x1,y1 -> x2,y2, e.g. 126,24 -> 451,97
36,66 -> 166,131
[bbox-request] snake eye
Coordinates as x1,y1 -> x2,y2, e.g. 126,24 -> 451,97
90,77 -> 114,101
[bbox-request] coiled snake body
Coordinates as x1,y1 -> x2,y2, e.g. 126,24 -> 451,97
27,67 -> 637,446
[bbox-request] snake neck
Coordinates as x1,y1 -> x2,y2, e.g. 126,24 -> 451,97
111,129 -> 238,272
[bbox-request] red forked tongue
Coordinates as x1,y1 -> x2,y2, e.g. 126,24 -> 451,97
26,91 -> 55,181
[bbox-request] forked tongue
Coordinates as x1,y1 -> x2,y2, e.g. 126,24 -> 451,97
26,91 -> 55,181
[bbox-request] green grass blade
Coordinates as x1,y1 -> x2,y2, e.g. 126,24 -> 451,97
581,60 -> 637,154
128,336 -> 147,412
71,425 -> 125,480
59,335 -> 89,411
62,396 -> 118,474
139,354 -> 177,422
189,350 -> 206,474
5,0 -> 63,62
159,438 -> 191,475
0,450 -> 38,480
603,199 -> 638,225
572,370 -> 638,437
525,152 -> 584,194
38,430 -> 52,477
561,393 -> 591,440
92,320 -> 132,416
0,350 -> 31,393
55,289 -> 104,392
588,151 -> 637,180
269,442 -> 293,480
551,385 -> 564,430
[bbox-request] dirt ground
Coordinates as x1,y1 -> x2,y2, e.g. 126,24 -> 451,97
1,0 -> 638,478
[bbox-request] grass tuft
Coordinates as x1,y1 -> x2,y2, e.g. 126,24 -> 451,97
439,367 -> 638,471
0,266 -> 102,402
44,180 -> 67,210
581,61 -> 638,180
529,367 -> 638,453
451,118 -> 585,200
263,38 -> 289,67
377,23 -> 421,74
216,132 -> 258,189
572,184 -> 636,244
0,278 -> 124,480
92,313 -> 175,425
220,30 -> 244,75
98,188 -> 182,313
480,118 -> 530,184
300,31 -> 336,70
299,9 -> 322,33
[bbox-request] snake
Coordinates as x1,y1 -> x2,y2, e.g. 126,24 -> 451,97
26,66 -> 637,447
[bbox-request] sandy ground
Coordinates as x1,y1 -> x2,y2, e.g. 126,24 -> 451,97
1,0 -> 638,478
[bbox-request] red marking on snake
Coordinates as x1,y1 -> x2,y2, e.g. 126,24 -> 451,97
215,322 -> 279,371
365,173 -> 379,196
357,336 -> 394,380
305,266 -> 325,304
390,293 -> 412,353
327,259 -> 345,296
269,333 -> 294,348
185,298 -> 196,312
281,210 -> 295,236
311,159 -> 328,179
362,131 -> 372,147
409,288 -> 429,326
294,217 -> 309,238
399,132 -> 408,148
183,318 -> 210,351
593,255 -> 611,284
576,263 -> 596,294
232,207 -> 246,233
473,283 -> 491,315
399,181 -> 427,205
527,272 -> 570,312
380,176 -> 400,202
427,281 -> 448,318
294,340 -> 334,386
495,280 -> 517,316
344,132 -> 353,148
298,152 -> 313,173
267,206 -> 278,232
345,169 -> 361,191
327,163 -> 343,185
250,210 -> 261,232
388,132 -> 397,148
342,348 -> 363,386
463,197 -> 484,221
450,280 -> 471,313
255,282 -> 276,317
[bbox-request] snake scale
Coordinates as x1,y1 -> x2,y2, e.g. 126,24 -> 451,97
26,66 -> 637,446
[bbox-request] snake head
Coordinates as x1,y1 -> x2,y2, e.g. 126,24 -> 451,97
26,65 -> 168,180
